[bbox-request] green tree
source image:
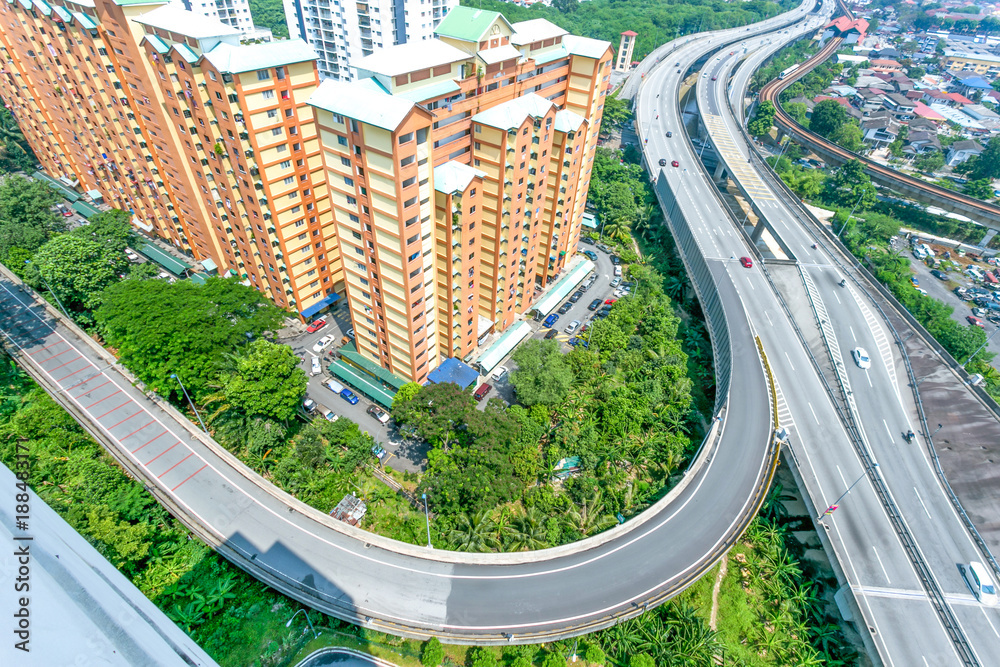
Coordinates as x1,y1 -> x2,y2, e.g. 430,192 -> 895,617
541,652 -> 567,667
597,180 -> 638,228
421,637 -> 445,667
584,643 -> 606,665
957,136 -> 1000,179
784,102 -> 808,125
393,381 -> 422,408
809,99 -> 847,138
748,100 -> 777,137
0,106 -> 35,173
964,178 -> 994,200
510,339 -> 574,407
824,159 -> 876,209
31,235 -> 128,318
831,121 -> 865,153
913,151 -> 945,173
0,175 -> 62,259
218,339 -> 307,422
600,93 -> 631,133
470,647 -> 499,667
629,653 -> 656,667
248,0 -> 289,38
73,208 -> 136,254
94,277 -> 284,401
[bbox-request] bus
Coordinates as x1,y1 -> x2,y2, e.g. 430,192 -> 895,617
778,64 -> 800,80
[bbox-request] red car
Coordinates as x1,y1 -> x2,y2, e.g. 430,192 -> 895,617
740,257 -> 753,268
671,160 -> 679,167
968,315 -> 985,328
605,298 -> 617,305
306,318 -> 327,333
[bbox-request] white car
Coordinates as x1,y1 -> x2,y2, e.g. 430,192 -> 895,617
322,409 -> 339,423
851,347 -> 871,370
310,356 -> 321,376
564,320 -> 580,334
491,366 -> 508,381
968,561 -> 998,606
610,277 -> 622,287
614,266 -> 622,277
312,335 -> 335,353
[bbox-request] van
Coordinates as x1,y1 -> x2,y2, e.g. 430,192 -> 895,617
325,379 -> 345,394
473,383 -> 492,401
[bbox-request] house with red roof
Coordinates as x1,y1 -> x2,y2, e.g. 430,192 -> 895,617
824,16 -> 869,45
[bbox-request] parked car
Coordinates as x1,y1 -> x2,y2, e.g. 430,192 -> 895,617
611,277 -> 622,287
491,366 -> 509,381
968,315 -> 985,328
473,382 -> 492,401
340,388 -> 359,405
564,320 -> 581,335
310,356 -> 322,376
558,302 -> 573,315
588,298 -> 602,311
371,444 -> 386,461
851,347 -> 871,369
596,244 -> 610,253
610,255 -> 621,265
605,298 -> 617,305
302,397 -> 317,414
306,318 -> 327,333
910,276 -> 919,287
931,270 -> 948,281
581,236 -> 595,245
325,379 -> 345,394
367,405 -> 390,424
322,409 -> 339,422
582,250 -> 598,261
568,290 -> 584,303
544,328 -> 559,339
614,266 -> 622,277
966,561 -> 998,606
312,335 -> 335,352
543,313 -> 560,328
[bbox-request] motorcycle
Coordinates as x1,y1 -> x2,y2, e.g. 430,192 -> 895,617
839,279 -> 846,287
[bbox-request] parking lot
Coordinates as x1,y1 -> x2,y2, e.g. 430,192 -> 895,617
902,236 -> 1000,359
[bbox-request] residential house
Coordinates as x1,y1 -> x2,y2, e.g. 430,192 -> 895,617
946,139 -> 985,166
871,59 -> 904,74
854,88 -> 886,114
882,92 -> 916,120
903,130 -> 941,155
861,115 -> 902,144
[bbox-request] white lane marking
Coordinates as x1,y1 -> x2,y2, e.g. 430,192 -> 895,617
833,291 -> 841,304
784,351 -> 795,371
867,373 -> 873,388
808,402 -> 819,424
849,325 -> 856,341
873,546 -> 891,584
837,465 -> 848,489
764,311 -> 772,326
883,419 -> 893,441
913,487 -> 932,520
983,608 -> 1000,638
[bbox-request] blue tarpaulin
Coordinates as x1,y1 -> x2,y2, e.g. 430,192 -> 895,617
427,357 -> 480,389
299,292 -> 341,319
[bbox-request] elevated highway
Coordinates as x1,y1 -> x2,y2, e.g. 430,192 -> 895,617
665,10 -> 1000,665
0,0 -> 826,645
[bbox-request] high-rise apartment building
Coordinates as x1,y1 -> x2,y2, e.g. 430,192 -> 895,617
173,0 -> 256,35
284,0 -> 458,81
307,6 -> 612,382
0,0 -> 342,317
0,2 -> 610,384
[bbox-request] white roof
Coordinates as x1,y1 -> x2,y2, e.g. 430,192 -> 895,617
205,40 -> 317,74
473,93 -> 553,131
134,4 -> 240,41
510,18 -> 568,46
554,109 -> 586,133
562,35 -> 611,60
309,79 -> 415,132
434,161 -> 486,194
354,40 -> 469,78
478,43 -> 521,65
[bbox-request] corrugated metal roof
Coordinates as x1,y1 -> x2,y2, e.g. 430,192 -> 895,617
532,45 -> 570,67
136,241 -> 191,276
354,39 -> 468,78
328,360 -> 395,409
434,6 -> 509,43
395,78 -> 461,103
554,109 -> 586,133
309,79 -> 415,132
472,93 -> 552,131
204,40 -> 317,74
339,347 -> 407,390
133,4 -> 240,40
173,43 -> 199,64
143,35 -> 170,54
510,19 -> 567,46
562,35 -> 612,60
532,258 -> 595,316
434,161 -> 485,195
71,11 -> 97,30
475,321 -> 532,375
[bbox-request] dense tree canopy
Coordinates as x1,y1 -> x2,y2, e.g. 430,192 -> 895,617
30,235 -> 129,320
511,339 -> 574,406
748,100 -> 776,138
809,99 -> 847,139
72,208 -> 137,254
95,278 -> 284,401
823,159 -> 877,210
0,175 -> 62,260
216,339 -> 306,422
956,136 -> 1000,180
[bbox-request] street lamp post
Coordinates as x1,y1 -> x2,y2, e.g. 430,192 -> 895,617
285,609 -> 319,639
23,259 -> 71,319
170,373 -> 208,435
421,493 -> 432,548
931,423 -> 944,438
836,194 -> 865,238
962,327 -> 1000,367
818,462 -> 878,521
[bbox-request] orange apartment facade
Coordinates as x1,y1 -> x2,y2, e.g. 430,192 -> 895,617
0,2 -> 610,383
308,7 -> 612,382
0,0 -> 342,316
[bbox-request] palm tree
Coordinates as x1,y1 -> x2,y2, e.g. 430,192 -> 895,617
563,491 -> 617,537
447,510 -> 498,552
506,508 -> 549,551
604,218 -> 632,243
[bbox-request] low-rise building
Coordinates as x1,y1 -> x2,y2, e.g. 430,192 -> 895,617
947,139 -> 985,166
861,115 -> 901,144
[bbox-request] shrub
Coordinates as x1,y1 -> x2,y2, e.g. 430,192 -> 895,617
422,637 -> 445,667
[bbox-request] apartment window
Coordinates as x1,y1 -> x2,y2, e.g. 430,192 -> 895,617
340,156 -> 351,166
284,176 -> 295,185
271,128 -> 282,136
470,188 -> 476,197
337,135 -> 348,146
267,109 -> 277,118
209,71 -> 217,81
399,132 -> 414,144
262,90 -> 275,100
280,160 -> 291,168
293,143 -> 301,151
275,66 -> 285,80
257,69 -> 271,80
277,144 -> 288,153
347,196 -> 357,206
288,191 -> 298,199
400,155 -> 415,167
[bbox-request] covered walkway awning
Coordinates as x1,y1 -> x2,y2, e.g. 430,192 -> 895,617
135,241 -> 192,276
475,321 -> 532,375
71,199 -> 102,219
427,357 -> 479,389
328,360 -> 396,409
532,258 -> 595,316
33,171 -> 80,201
339,345 -> 407,390
299,292 -> 341,320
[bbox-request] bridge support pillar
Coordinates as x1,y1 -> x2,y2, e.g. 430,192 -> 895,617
750,220 -> 766,242
713,161 -> 727,182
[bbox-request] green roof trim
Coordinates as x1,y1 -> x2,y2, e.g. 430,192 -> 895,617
143,35 -> 170,54
434,6 -> 510,43
53,6 -> 71,22
113,0 -> 163,6
339,348 -> 407,390
173,43 -> 199,64
32,0 -> 52,17
328,360 -> 396,409
71,12 -> 97,30
188,273 -> 209,285
33,171 -> 80,201
135,241 -> 192,276
71,200 -> 102,219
